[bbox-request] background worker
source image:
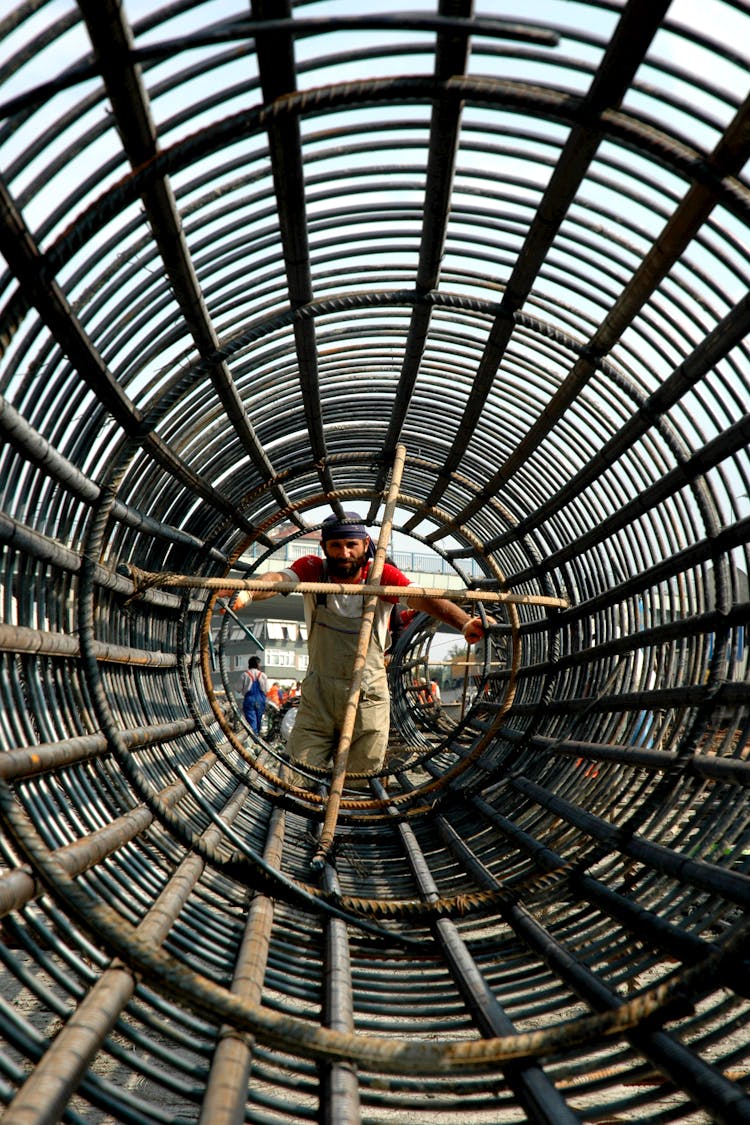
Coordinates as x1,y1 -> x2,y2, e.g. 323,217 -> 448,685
238,655 -> 267,735
227,512 -> 488,782
266,680 -> 284,709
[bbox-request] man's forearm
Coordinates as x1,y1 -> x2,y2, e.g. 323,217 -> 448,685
408,595 -> 487,644
409,595 -> 472,631
225,571 -> 289,606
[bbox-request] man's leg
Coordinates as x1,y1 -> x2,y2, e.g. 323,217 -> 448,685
286,716 -> 335,769
286,674 -> 389,785
242,694 -> 256,732
346,693 -> 390,782
285,676 -> 339,771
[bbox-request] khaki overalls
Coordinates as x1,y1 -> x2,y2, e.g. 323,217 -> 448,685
286,599 -> 390,780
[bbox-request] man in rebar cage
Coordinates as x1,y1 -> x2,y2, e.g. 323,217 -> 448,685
228,512 -> 486,785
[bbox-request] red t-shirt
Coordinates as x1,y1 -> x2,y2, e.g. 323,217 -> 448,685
288,556 -> 411,602
284,556 -> 412,646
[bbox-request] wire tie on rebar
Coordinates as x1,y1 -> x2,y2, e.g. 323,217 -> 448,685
119,562 -> 166,605
217,1025 -> 255,1048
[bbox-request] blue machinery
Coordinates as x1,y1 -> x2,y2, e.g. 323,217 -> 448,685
1,3 -> 749,1122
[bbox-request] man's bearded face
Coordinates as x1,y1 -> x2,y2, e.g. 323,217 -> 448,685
323,537 -> 369,578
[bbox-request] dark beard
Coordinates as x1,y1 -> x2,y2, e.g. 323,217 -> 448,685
326,556 -> 364,579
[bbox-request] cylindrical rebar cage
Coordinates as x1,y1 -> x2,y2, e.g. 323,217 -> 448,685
0,3 -> 749,1122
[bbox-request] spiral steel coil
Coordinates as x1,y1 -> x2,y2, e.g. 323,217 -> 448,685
1,2 -> 749,1122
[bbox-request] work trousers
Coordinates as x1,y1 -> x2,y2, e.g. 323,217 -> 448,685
286,602 -> 390,779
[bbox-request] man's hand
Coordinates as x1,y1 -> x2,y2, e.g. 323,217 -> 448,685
462,616 -> 485,645
216,589 -> 252,613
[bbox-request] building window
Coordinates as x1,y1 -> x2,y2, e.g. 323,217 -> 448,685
267,621 -> 300,641
266,649 -> 296,667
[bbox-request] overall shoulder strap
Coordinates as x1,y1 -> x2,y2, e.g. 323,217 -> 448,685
315,559 -> 328,606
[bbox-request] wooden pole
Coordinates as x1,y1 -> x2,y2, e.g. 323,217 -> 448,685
124,567 -> 570,611
459,643 -> 472,722
310,444 -> 407,871
227,582 -> 568,609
